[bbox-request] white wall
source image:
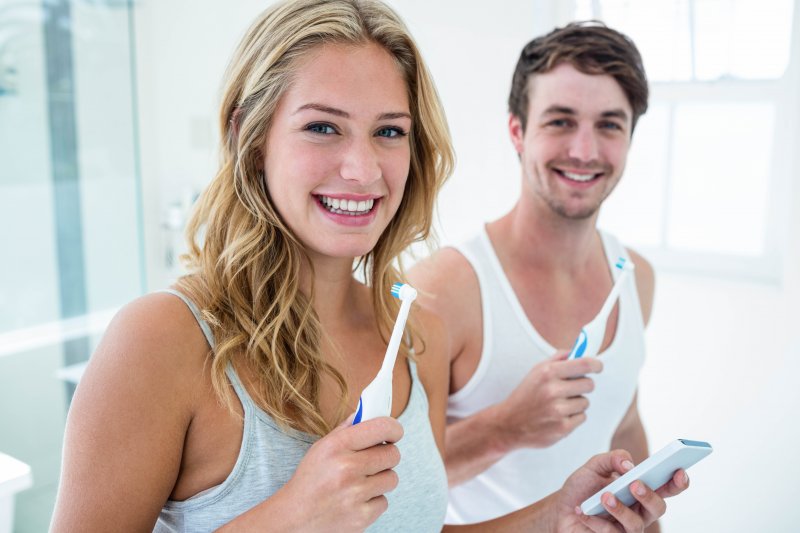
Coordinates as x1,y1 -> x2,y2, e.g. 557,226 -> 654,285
133,2 -> 800,531
383,0 -> 537,249
134,0 -> 271,289
639,6 -> 800,531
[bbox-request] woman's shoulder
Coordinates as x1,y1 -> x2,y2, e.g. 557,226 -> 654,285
114,289 -> 211,357
53,291 -> 215,530
81,290 -> 214,406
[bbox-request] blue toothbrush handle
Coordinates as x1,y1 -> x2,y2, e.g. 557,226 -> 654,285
353,397 -> 365,424
569,330 -> 588,359
352,381 -> 391,425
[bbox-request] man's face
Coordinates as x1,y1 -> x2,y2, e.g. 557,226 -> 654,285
509,62 -> 633,221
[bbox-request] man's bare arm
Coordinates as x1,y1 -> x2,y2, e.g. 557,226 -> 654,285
409,249 -> 601,486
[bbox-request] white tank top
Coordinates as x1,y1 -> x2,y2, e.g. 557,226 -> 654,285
445,228 -> 646,524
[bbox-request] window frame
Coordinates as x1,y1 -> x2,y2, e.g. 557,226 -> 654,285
566,0 -> 799,284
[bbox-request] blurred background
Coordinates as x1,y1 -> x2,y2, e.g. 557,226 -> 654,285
0,0 -> 797,531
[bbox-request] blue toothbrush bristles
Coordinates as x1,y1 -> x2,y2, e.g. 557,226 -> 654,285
615,257 -> 626,270
390,282 -> 403,299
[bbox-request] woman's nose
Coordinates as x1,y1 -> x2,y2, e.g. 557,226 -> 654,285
339,138 -> 381,185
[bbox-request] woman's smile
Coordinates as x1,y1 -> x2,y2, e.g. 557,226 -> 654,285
313,193 -> 383,227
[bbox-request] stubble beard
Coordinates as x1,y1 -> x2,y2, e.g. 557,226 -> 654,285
539,166 -> 620,221
543,192 -> 604,220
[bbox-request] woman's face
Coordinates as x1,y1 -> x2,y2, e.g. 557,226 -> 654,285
263,42 -> 412,261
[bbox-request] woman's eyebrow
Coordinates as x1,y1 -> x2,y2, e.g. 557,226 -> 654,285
379,111 -> 412,120
294,103 -> 411,121
294,103 -> 349,117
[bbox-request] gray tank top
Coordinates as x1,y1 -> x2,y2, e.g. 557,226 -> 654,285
154,289 -> 447,532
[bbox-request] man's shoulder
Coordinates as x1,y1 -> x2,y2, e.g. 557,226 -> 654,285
409,246 -> 478,296
624,246 -> 655,325
625,247 -> 654,283
408,245 -> 482,328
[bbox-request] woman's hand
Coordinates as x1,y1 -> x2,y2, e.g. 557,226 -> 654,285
555,450 -> 690,532
259,415 -> 404,532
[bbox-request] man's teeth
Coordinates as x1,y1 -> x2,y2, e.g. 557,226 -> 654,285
319,195 -> 375,215
562,171 -> 598,182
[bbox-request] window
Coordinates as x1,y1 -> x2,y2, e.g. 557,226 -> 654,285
573,0 -> 798,281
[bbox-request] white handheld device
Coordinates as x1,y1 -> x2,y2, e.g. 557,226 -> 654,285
581,439 -> 713,516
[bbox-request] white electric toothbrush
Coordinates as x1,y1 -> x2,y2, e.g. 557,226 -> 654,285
568,257 -> 635,360
352,282 -> 417,424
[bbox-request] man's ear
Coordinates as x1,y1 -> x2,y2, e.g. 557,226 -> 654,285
508,114 -> 525,155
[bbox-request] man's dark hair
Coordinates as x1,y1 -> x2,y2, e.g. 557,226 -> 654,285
508,21 -> 649,133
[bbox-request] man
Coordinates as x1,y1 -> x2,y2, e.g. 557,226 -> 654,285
409,22 -> 662,530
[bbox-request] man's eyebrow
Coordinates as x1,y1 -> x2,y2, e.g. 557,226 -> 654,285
541,105 -> 629,122
294,104 -> 412,121
601,109 -> 629,121
542,105 -> 576,116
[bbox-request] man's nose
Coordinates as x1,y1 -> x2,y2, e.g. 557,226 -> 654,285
567,125 -> 600,163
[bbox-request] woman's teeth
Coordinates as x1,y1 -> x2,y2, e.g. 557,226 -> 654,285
319,195 -> 375,215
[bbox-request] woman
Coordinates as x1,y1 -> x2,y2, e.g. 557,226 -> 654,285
50,1 -> 687,531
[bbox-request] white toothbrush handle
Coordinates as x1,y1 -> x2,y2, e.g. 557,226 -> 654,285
595,268 -> 631,321
380,298 -> 412,375
355,377 -> 392,423
353,298 -> 413,424
568,267 -> 633,360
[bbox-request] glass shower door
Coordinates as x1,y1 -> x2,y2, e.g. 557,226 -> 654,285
0,1 -> 144,531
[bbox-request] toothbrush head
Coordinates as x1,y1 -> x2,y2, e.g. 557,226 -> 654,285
614,257 -> 635,272
391,282 -> 417,302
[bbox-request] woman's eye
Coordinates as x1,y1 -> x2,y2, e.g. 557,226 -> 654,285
376,127 -> 407,138
306,123 -> 336,135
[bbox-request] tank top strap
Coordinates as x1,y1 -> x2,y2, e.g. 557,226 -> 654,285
159,289 -> 258,413
223,362 -> 259,413
598,230 -> 629,275
451,231 -> 489,291
159,288 -> 216,348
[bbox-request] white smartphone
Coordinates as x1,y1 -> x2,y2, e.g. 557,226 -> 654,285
580,439 -> 713,516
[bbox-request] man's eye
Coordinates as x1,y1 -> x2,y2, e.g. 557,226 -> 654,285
306,123 -> 336,134
600,121 -> 622,131
376,127 -> 407,138
549,119 -> 571,128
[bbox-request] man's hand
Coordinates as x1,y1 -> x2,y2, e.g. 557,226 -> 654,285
555,450 -> 690,532
495,351 -> 603,450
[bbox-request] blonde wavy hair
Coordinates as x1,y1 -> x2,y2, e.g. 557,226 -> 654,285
178,0 -> 454,436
